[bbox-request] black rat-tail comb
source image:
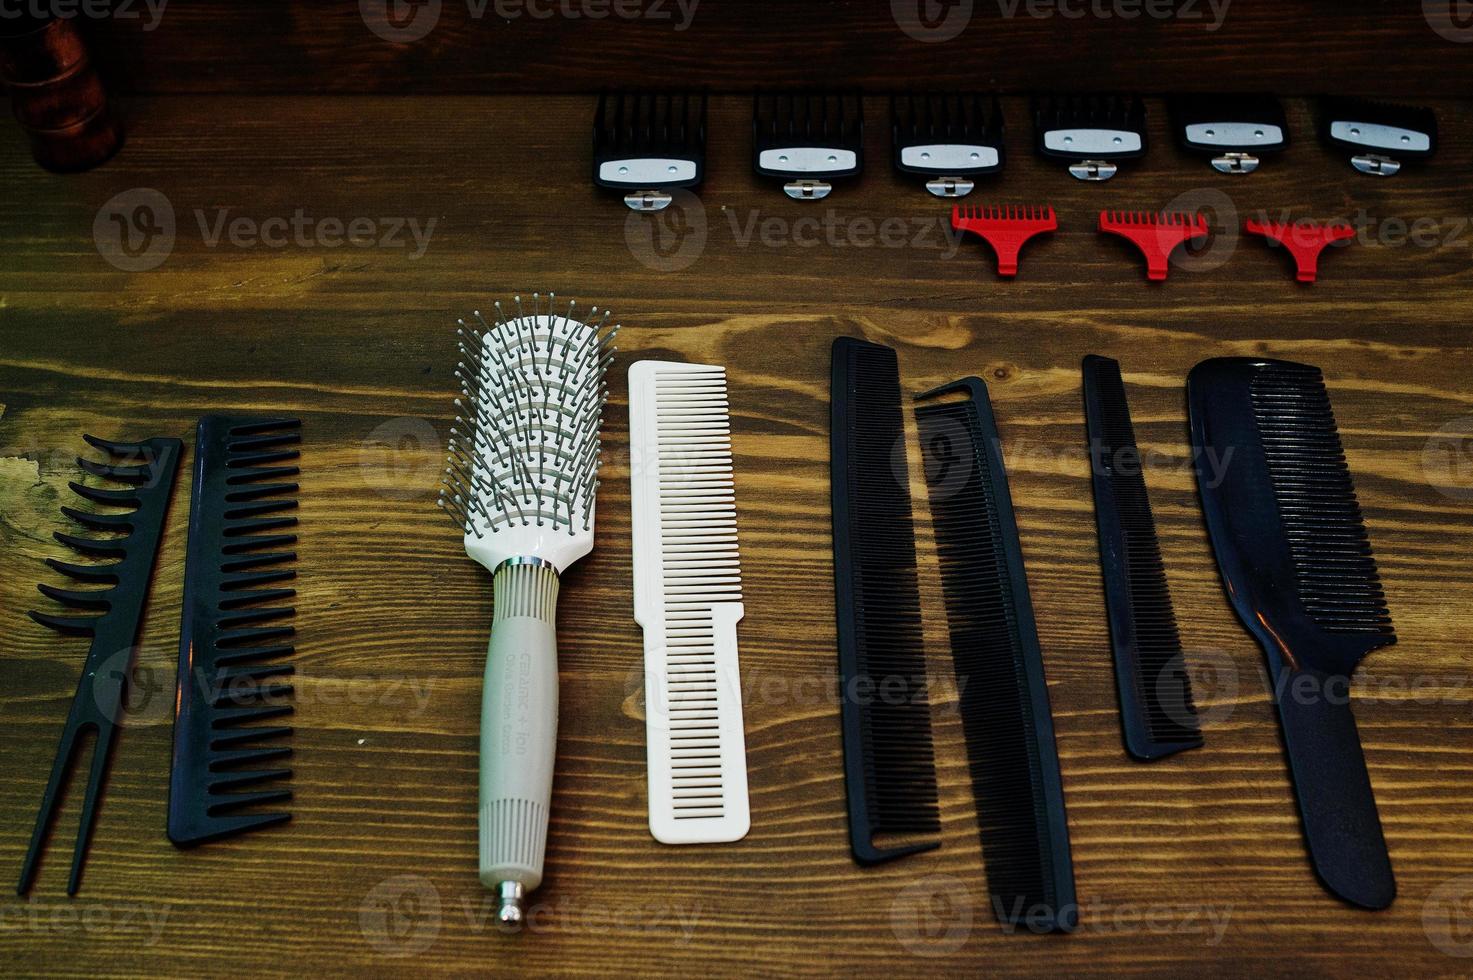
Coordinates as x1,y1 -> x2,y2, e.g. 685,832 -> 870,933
916,377 -> 1076,932
19,435 -> 182,895
1082,356 -> 1201,760
830,337 -> 941,864
167,415 -> 300,846
1189,358 -> 1395,909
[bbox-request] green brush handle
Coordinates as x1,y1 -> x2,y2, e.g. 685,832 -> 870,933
479,559 -> 561,929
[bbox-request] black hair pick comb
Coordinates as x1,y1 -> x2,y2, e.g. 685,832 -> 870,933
1189,358 -> 1395,909
19,434 -> 182,895
830,337 -> 941,865
915,377 -> 1076,933
891,91 -> 1004,198
754,90 -> 864,201
593,89 -> 707,211
1082,356 -> 1201,760
167,415 -> 300,847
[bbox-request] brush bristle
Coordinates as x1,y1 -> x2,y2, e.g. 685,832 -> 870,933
441,293 -> 617,538
1249,363 -> 1395,637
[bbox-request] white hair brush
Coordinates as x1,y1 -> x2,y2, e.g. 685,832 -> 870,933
438,292 -> 617,929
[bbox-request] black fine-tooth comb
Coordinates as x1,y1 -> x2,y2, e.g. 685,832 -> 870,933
1168,93 -> 1288,175
1189,358 -> 1395,909
891,92 -> 1004,197
754,90 -> 863,201
19,435 -> 182,895
830,337 -> 940,865
1317,96 -> 1436,176
167,415 -> 300,846
1033,93 -> 1147,181
1082,356 -> 1201,761
915,377 -> 1076,933
593,89 -> 707,211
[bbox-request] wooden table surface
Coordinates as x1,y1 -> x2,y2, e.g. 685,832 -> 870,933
2,94 -> 1472,978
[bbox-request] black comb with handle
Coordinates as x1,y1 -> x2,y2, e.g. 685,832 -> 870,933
167,415 -> 300,846
915,377 -> 1076,932
19,435 -> 182,895
830,337 -> 941,865
1189,358 -> 1395,909
1082,356 -> 1202,761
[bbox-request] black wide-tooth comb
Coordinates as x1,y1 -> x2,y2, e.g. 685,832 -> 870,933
19,434 -> 182,895
891,91 -> 1004,197
830,337 -> 940,864
167,415 -> 300,846
915,377 -> 1076,933
593,89 -> 707,211
1189,358 -> 1395,909
1082,356 -> 1202,760
753,90 -> 864,201
1033,93 -> 1147,181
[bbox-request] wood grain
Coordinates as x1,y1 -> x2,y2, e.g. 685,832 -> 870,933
59,0 -> 1473,98
1,93 -> 1472,977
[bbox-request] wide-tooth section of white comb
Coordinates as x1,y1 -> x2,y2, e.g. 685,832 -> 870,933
629,360 -> 750,845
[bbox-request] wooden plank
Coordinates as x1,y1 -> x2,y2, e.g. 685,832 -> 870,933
0,94 -> 1471,976
66,0 -> 1473,97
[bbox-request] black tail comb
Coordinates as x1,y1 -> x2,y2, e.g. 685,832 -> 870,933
915,377 -> 1076,933
1189,358 -> 1395,909
1082,356 -> 1201,760
754,90 -> 864,200
19,435 -> 182,895
891,91 -> 1004,196
167,415 -> 300,847
830,337 -> 940,865
593,89 -> 707,210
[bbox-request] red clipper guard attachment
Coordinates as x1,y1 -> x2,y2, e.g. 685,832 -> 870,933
952,204 -> 1058,277
1098,211 -> 1208,281
1244,218 -> 1355,283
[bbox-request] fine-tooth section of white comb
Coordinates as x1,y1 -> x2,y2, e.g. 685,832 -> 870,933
629,360 -> 750,845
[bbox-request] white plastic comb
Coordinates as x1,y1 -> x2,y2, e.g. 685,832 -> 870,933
629,360 -> 750,844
